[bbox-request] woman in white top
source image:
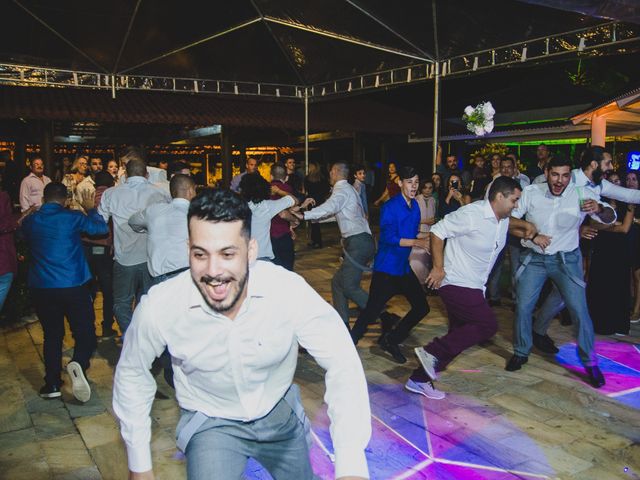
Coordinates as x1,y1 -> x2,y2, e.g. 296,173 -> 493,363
239,173 -> 298,261
409,179 -> 437,285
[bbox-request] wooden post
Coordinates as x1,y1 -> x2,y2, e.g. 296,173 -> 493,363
591,113 -> 606,147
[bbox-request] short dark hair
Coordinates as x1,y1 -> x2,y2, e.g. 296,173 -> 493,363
352,164 -> 365,174
579,146 -> 604,170
126,159 -> 147,178
488,176 -> 522,201
239,173 -> 270,203
94,171 -> 115,188
170,173 -> 195,198
398,166 -> 418,180
43,182 -> 68,203
271,164 -> 286,181
121,145 -> 146,164
188,188 -> 251,239
546,157 -> 573,171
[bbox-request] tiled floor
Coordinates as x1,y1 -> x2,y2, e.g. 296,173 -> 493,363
1,223 -> 639,479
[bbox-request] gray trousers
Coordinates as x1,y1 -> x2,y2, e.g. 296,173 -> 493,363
331,232 -> 375,325
177,395 -> 314,480
112,261 -> 152,335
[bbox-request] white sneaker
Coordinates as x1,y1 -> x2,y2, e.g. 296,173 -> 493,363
405,379 -> 445,400
414,347 -> 438,380
67,361 -> 91,403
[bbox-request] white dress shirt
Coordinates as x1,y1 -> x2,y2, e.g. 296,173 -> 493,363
431,200 -> 509,291
19,173 -> 51,212
113,261 -> 371,478
249,196 -> 295,259
128,198 -> 190,277
98,176 -> 170,266
572,168 -> 640,204
512,182 -> 615,255
303,179 -> 371,238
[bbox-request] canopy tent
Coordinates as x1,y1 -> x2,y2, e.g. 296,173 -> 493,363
1,0 -> 639,176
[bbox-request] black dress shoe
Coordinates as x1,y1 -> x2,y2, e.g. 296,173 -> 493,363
586,366 -> 605,388
379,312 -> 401,333
39,384 -> 62,399
505,355 -> 528,371
378,334 -> 407,363
532,331 -> 559,354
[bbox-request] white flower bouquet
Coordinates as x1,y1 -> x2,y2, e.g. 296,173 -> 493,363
462,101 -> 495,136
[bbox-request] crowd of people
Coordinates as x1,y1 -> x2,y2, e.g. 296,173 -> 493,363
0,142 -> 638,480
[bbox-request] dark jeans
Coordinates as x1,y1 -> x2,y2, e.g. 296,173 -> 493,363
83,244 -> 115,334
32,285 -> 97,386
411,284 -> 497,382
310,223 -> 322,246
351,270 -> 429,344
271,234 -> 294,271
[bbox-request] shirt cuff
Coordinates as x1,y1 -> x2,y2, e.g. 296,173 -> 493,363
126,443 -> 153,473
334,446 -> 369,479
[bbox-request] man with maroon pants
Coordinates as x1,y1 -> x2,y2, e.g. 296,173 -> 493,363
406,176 -> 529,399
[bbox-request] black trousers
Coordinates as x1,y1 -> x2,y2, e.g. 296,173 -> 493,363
310,223 -> 322,247
271,234 -> 295,271
351,270 -> 429,344
32,285 -> 97,386
83,244 -> 115,334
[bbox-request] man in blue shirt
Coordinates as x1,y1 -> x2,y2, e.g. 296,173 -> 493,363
22,182 -> 109,401
350,166 -> 430,363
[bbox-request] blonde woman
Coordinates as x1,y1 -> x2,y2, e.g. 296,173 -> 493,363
62,156 -> 89,211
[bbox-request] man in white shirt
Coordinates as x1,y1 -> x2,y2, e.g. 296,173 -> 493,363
529,147 -> 640,344
407,177 -> 526,400
113,189 -> 371,480
230,157 -> 259,193
19,157 -> 51,212
98,158 -> 170,336
506,158 -> 615,388
299,163 -> 374,326
128,174 -> 196,283
75,158 -> 104,211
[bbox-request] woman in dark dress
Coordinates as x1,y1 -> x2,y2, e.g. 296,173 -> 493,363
586,172 -> 636,335
304,162 -> 330,248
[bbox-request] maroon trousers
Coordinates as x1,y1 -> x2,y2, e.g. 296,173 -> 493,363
411,284 -> 497,382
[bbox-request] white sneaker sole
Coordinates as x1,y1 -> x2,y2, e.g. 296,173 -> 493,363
67,361 -> 91,403
405,382 -> 445,400
414,347 -> 438,380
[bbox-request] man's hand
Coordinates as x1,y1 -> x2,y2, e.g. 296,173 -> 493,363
129,470 -> 154,480
580,225 -> 598,240
426,266 -> 445,289
17,205 -> 38,225
521,221 -> 537,240
413,237 -> 430,251
532,234 -> 552,251
580,199 -> 601,215
301,197 -> 316,210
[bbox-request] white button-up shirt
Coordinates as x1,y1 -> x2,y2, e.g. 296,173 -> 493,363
431,200 -> 509,291
128,198 -> 190,277
113,261 -> 371,478
19,173 -> 51,212
98,176 -> 170,266
303,179 -> 371,238
512,182 -> 615,255
249,196 -> 295,259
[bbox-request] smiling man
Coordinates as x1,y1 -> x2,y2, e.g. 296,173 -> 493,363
506,157 -> 615,388
113,189 -> 371,480
350,166 -> 430,364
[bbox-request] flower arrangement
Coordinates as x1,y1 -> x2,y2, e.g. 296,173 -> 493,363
463,101 -> 495,136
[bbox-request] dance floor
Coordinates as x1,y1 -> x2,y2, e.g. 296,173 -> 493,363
1,225 -> 639,480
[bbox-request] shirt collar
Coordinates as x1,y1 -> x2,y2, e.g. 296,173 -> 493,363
573,168 -> 594,188
39,202 -> 64,212
125,176 -> 148,185
171,198 -> 190,209
482,200 -> 497,220
334,179 -> 348,187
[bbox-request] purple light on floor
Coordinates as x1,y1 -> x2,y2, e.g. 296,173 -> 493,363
555,341 -> 640,407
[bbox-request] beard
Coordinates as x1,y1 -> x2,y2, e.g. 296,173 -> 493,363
195,267 -> 249,314
592,166 -> 604,186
